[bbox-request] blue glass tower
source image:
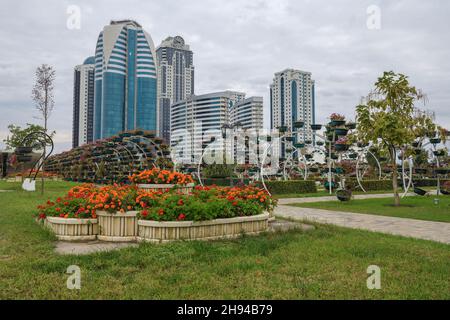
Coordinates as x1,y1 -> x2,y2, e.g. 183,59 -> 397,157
94,20 -> 157,140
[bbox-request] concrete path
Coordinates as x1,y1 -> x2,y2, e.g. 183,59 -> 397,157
275,205 -> 450,244
278,193 -> 416,205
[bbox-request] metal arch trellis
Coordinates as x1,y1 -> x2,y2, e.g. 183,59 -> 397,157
18,131 -> 54,181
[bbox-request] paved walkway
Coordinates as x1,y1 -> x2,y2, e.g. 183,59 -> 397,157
278,193 -> 416,205
275,198 -> 450,245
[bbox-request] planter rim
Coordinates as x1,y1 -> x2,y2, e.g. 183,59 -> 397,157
46,217 -> 98,224
96,210 -> 138,217
138,212 -> 270,227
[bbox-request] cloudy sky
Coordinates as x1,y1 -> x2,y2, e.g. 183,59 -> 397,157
0,0 -> 449,153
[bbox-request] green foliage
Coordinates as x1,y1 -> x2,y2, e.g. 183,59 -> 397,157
3,123 -> 55,149
347,179 -> 392,191
414,179 -> 449,187
202,164 -> 237,178
263,180 -> 317,194
202,178 -> 250,186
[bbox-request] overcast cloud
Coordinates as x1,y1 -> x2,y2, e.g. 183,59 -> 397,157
0,0 -> 449,153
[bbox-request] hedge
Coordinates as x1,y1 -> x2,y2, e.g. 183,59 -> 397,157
260,180 -> 317,194
201,178 -> 250,187
346,179 -> 392,191
414,179 -> 449,187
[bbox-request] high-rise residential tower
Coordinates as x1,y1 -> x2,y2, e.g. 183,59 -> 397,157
72,57 -> 95,148
93,20 -> 157,140
229,96 -> 264,130
156,36 -> 194,142
270,69 -> 315,152
170,91 -> 245,162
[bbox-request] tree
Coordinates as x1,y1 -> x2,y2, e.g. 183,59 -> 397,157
32,64 -> 55,133
31,64 -> 55,194
3,123 -> 55,150
356,71 -> 436,206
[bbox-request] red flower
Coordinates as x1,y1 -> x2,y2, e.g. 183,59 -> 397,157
177,213 -> 186,220
56,197 -> 62,203
177,199 -> 184,206
55,208 -> 61,212
232,201 -> 238,206
158,209 -> 164,216
141,210 -> 148,217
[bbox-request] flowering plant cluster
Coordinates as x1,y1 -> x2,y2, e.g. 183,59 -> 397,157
36,184 -> 98,220
36,183 -> 276,222
335,137 -> 349,145
138,185 -> 277,221
128,168 -> 194,185
330,113 -> 345,121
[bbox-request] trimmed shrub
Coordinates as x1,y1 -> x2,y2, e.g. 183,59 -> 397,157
347,179 -> 392,191
414,179 -> 449,187
202,178 -> 250,187
261,180 -> 317,194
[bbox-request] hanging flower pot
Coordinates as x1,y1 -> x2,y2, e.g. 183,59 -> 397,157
334,128 -> 349,136
294,143 -> 305,148
433,150 -> 446,157
278,126 -> 288,133
336,189 -> 352,202
316,141 -> 325,146
348,153 -> 358,159
305,139 -> 313,145
335,144 -> 349,152
311,124 -> 322,131
346,122 -> 356,130
294,121 -> 304,128
285,136 -> 294,142
309,167 -> 319,173
430,138 -> 442,144
15,146 -> 33,154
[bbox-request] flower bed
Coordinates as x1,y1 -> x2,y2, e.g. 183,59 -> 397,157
44,217 -> 98,241
137,212 -> 269,243
96,211 -> 138,242
35,181 -> 276,243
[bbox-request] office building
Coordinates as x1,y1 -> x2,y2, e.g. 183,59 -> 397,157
156,36 -> 194,142
72,57 -> 95,148
93,20 -> 157,140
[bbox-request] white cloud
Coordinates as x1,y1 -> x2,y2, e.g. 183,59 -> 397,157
0,0 -> 449,154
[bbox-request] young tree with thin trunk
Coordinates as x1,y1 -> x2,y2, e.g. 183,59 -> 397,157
356,71 -> 436,206
31,64 -> 55,194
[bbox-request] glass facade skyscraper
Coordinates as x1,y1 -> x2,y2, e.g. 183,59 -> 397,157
93,20 -> 157,140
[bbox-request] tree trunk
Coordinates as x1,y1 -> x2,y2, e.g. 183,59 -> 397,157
391,147 -> 400,206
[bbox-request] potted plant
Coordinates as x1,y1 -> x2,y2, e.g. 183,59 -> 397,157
329,113 -> 346,127
335,137 -> 349,152
294,121 -> 304,128
129,168 -> 195,193
91,185 -> 140,242
311,124 -> 322,131
36,185 -> 98,241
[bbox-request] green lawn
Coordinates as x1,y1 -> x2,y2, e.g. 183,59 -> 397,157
290,196 -> 450,223
1,181 -> 449,299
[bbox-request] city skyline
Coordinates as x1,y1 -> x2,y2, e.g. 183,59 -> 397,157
1,1 -> 449,153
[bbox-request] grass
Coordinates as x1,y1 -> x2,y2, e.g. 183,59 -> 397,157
290,196 -> 450,223
274,189 -> 395,199
1,181 -> 449,299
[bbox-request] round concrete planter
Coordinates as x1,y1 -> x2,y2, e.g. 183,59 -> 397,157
97,211 -> 138,242
137,183 -> 195,194
137,212 -> 270,243
45,217 -> 98,241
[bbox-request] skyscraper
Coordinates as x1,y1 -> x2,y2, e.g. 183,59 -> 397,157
93,20 -> 157,140
156,36 -> 194,142
170,91 -> 245,162
72,57 -> 95,148
270,69 -> 315,150
229,96 -> 264,130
